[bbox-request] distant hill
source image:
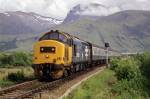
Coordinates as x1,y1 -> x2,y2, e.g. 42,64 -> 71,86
0,10 -> 150,52
54,10 -> 150,52
0,11 -> 63,51
0,11 -> 63,34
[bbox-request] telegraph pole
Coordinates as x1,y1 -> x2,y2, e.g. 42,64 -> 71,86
105,42 -> 110,68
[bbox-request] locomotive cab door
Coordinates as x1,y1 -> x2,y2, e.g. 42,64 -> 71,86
64,39 -> 73,66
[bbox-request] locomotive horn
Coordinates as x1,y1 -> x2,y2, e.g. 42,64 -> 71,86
50,30 -> 54,32
55,30 -> 59,32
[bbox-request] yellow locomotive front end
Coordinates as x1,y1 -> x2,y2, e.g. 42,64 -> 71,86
33,30 -> 72,79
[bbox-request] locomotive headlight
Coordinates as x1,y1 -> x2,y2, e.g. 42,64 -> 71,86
45,55 -> 49,58
51,48 -> 55,51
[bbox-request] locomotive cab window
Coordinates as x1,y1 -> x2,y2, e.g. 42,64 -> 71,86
59,34 -> 67,43
50,32 -> 59,39
39,34 -> 49,40
39,32 -> 68,44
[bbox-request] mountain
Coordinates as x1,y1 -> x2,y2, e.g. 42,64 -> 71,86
0,10 -> 150,52
0,11 -> 63,51
54,10 -> 150,52
63,3 -> 108,23
0,11 -> 63,34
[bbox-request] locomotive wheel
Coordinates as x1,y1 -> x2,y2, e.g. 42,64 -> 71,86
79,64 -> 82,71
81,64 -> 83,71
67,69 -> 71,76
70,65 -> 75,73
63,69 -> 68,77
81,64 -> 84,71
83,64 -> 86,71
74,66 -> 77,73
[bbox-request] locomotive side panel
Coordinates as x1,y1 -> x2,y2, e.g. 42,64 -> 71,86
72,38 -> 91,64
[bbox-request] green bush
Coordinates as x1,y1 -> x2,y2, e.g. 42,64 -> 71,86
0,52 -> 32,67
114,58 -> 140,80
112,78 -> 148,98
110,58 -> 120,70
0,53 -> 4,66
10,52 -> 32,66
138,52 -> 150,92
6,71 -> 25,82
111,53 -> 150,97
140,52 -> 150,79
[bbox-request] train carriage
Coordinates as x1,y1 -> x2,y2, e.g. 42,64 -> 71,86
92,45 -> 106,65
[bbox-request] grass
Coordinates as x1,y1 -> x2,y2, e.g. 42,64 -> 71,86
0,79 -> 15,88
0,66 -> 34,88
68,69 -> 117,99
67,53 -> 150,99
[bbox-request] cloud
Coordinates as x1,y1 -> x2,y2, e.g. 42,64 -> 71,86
72,0 -> 150,16
0,0 -> 69,19
0,0 -> 150,19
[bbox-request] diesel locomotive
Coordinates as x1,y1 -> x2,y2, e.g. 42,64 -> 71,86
32,30 -> 120,80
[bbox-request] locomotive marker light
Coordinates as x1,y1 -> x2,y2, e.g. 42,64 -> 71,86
105,42 -> 110,67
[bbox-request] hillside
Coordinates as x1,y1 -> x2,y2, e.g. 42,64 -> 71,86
54,10 -> 150,52
0,11 -> 62,34
0,10 -> 150,52
0,11 -> 63,51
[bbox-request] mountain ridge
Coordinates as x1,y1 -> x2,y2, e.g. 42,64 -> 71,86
0,10 -> 150,52
0,11 -> 63,34
54,10 -> 150,52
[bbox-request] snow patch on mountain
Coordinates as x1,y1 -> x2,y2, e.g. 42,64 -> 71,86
3,12 -> 10,16
34,15 -> 63,25
0,11 -> 63,34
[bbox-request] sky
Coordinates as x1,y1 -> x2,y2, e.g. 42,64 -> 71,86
0,0 -> 150,19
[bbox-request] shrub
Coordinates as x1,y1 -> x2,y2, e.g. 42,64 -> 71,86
139,52 -> 150,91
0,52 -> 32,67
7,71 -> 25,82
110,58 -> 120,70
111,54 -> 149,97
10,52 -> 32,66
112,78 -> 148,98
115,58 -> 140,80
140,52 -> 150,78
0,53 -> 4,66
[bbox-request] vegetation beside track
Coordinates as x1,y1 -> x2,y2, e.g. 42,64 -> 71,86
0,51 -> 34,88
67,69 -> 115,99
0,51 -> 32,67
0,67 -> 34,88
67,52 -> 150,99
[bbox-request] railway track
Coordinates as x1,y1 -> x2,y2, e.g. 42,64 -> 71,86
0,80 -> 44,99
0,65 -> 104,99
